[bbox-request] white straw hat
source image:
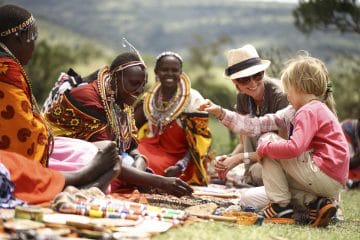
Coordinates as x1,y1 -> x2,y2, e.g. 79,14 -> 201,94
224,44 -> 271,80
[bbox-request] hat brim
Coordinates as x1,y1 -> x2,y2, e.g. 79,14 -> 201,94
224,60 -> 271,80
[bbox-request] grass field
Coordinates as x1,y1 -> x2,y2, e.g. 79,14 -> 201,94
153,190 -> 360,240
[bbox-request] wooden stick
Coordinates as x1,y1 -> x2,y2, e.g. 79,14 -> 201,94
190,214 -> 237,222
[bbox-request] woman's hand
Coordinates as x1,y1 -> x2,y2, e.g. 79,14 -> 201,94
215,154 -> 242,180
198,99 -> 224,118
159,177 -> 194,197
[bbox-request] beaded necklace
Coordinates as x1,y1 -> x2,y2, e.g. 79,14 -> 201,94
0,42 -> 54,162
143,73 -> 191,135
97,67 -> 134,153
153,86 -> 180,112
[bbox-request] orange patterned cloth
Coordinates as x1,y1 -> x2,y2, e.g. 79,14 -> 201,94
0,53 -> 49,166
0,150 -> 65,204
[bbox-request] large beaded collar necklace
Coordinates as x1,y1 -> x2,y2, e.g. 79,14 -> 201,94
143,73 -> 191,135
97,66 -> 134,153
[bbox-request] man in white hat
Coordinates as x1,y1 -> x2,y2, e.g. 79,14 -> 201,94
217,44 -> 288,187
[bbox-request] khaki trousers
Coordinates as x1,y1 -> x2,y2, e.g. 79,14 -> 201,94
260,133 -> 342,209
242,135 -> 263,186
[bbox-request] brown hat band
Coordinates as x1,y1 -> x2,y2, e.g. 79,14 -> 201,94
225,57 -> 261,76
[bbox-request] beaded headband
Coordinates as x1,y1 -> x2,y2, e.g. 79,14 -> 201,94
109,38 -> 147,75
1,15 -> 36,37
110,61 -> 146,75
156,51 -> 183,63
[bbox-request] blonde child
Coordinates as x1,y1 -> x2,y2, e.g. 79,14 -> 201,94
199,53 -> 349,227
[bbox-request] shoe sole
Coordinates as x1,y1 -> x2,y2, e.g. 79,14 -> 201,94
264,218 -> 295,224
310,204 -> 337,227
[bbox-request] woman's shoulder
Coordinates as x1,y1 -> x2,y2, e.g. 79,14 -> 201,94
184,88 -> 206,113
189,88 -> 204,98
0,56 -> 28,89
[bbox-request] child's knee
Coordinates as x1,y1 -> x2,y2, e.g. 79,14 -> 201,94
258,132 -> 282,144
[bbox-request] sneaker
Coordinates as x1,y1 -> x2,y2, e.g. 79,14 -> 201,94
330,205 -> 345,224
261,203 -> 295,224
346,179 -> 360,189
308,197 -> 337,227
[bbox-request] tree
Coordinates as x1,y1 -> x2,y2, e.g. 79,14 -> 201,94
330,54 -> 360,120
258,47 -> 293,79
25,40 -> 76,103
293,0 -> 359,120
25,40 -> 104,104
293,0 -> 360,34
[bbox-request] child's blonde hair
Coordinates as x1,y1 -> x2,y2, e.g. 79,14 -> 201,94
281,52 -> 337,117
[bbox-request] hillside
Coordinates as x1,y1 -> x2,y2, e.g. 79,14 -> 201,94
9,0 -> 359,61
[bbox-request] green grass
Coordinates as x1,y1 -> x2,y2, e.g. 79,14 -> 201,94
153,190 -> 360,240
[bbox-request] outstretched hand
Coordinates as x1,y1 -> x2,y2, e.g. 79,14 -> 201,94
160,177 -> 194,197
197,99 -> 223,117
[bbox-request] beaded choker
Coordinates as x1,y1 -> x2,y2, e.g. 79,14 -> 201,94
143,73 -> 191,135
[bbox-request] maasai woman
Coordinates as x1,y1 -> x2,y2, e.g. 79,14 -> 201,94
43,52 -> 148,170
135,51 -> 212,185
0,4 -> 121,201
42,51 -> 193,196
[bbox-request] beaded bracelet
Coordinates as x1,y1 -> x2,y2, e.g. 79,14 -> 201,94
176,161 -> 186,172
